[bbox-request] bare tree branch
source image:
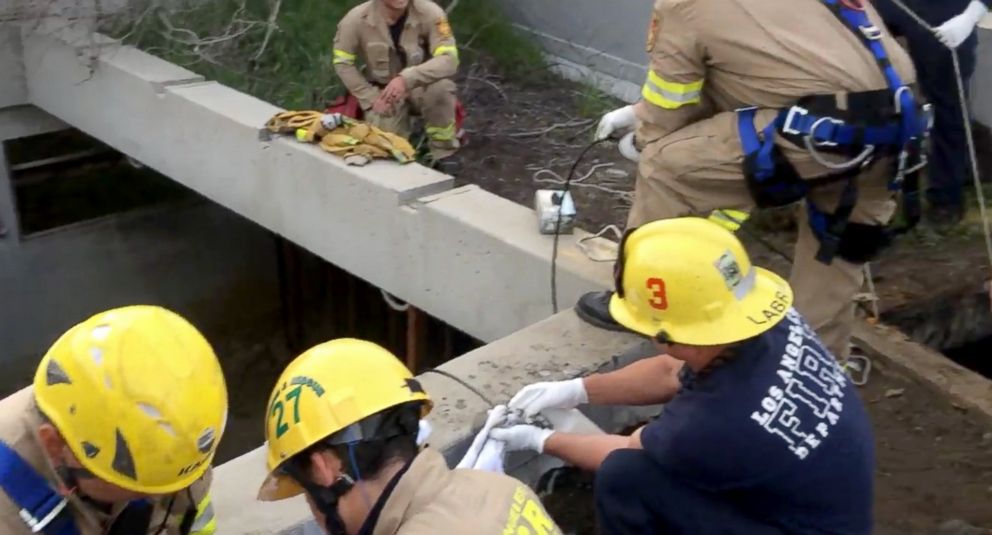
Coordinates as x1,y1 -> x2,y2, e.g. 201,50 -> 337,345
253,0 -> 282,61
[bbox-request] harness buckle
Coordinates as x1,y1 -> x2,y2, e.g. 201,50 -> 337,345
18,496 -> 69,533
893,86 -> 912,114
858,24 -> 883,41
781,106 -> 809,136
808,117 -> 844,148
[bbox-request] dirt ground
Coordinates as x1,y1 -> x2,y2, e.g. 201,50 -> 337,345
540,361 -> 992,534
455,71 -> 992,316
456,68 -> 992,534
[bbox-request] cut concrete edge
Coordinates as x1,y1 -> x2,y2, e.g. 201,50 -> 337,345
852,321 -> 992,423
213,311 -> 647,534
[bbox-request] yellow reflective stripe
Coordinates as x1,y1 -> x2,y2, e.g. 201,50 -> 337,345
426,122 -> 456,141
190,494 -> 217,535
433,44 -> 459,60
641,70 -> 703,109
708,209 -> 750,232
333,49 -> 356,65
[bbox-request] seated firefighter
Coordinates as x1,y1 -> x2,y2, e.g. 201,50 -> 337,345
581,0 -> 931,364
333,0 -> 461,169
256,338 -> 563,535
0,306 -> 228,535
492,218 -> 876,534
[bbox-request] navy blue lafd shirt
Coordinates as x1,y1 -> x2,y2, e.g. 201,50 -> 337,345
640,308 -> 874,535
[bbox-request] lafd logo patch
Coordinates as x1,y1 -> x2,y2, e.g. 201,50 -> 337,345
646,13 -> 660,52
715,251 -> 743,292
436,18 -> 453,39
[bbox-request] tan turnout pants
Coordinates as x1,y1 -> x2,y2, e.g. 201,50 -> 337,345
366,79 -> 459,160
629,110 -> 896,361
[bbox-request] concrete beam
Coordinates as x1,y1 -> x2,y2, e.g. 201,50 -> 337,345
211,311 -> 644,534
20,26 -> 615,343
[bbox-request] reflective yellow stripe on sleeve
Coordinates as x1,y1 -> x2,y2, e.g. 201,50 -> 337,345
432,44 -> 459,61
333,49 -> 356,65
708,209 -> 750,232
426,122 -> 456,141
641,70 -> 703,110
190,493 -> 217,535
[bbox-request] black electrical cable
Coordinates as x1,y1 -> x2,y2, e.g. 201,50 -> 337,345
551,138 -> 611,314
421,368 -> 494,407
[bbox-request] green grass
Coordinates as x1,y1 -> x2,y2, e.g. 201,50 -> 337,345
104,0 -> 545,109
574,80 -> 618,119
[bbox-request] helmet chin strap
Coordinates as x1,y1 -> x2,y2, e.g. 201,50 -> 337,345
283,463 -> 355,535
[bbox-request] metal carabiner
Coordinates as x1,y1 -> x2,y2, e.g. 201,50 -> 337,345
804,135 -> 875,171
843,354 -> 872,386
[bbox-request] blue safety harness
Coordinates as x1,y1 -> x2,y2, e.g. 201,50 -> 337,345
737,0 -> 932,264
0,441 -> 179,535
0,441 -> 79,535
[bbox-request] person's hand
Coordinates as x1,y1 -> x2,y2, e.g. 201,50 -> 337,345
373,75 -> 408,115
489,425 -> 554,454
936,0 -> 988,48
507,378 -> 588,419
594,105 -> 637,141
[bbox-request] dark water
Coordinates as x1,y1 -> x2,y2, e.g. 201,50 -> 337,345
944,335 -> 992,379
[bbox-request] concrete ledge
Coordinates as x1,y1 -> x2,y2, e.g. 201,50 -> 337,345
853,321 -> 992,423
213,312 -> 643,534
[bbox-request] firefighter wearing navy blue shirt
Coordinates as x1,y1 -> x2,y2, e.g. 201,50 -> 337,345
492,217 -> 876,535
874,0 -> 990,225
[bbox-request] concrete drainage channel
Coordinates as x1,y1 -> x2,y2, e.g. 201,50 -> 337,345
9,18 -> 992,534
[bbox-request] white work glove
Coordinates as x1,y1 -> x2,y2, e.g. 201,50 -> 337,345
618,131 -> 640,162
936,0 -> 988,48
489,424 -> 554,454
507,378 -> 588,419
595,105 -> 637,141
456,405 -> 509,470
320,112 -> 345,130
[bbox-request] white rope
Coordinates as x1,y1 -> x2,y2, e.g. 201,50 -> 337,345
577,224 -> 623,262
381,289 -> 410,312
887,0 -> 992,277
862,262 -> 881,320
530,163 -> 634,202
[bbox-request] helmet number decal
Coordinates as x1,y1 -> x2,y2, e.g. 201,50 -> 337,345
646,278 -> 668,310
271,385 -> 303,439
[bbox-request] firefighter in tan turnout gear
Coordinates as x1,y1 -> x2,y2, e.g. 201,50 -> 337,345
257,338 -> 562,535
0,306 -> 227,535
577,0 -> 932,363
333,0 -> 461,167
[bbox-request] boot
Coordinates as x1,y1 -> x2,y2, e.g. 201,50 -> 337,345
574,291 -> 630,332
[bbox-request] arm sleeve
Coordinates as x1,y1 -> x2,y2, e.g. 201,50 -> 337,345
400,5 -> 458,89
635,0 -> 710,144
333,13 -> 381,110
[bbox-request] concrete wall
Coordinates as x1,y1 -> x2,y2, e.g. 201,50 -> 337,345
18,20 -> 616,345
496,1 -> 992,126
0,198 -> 281,376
